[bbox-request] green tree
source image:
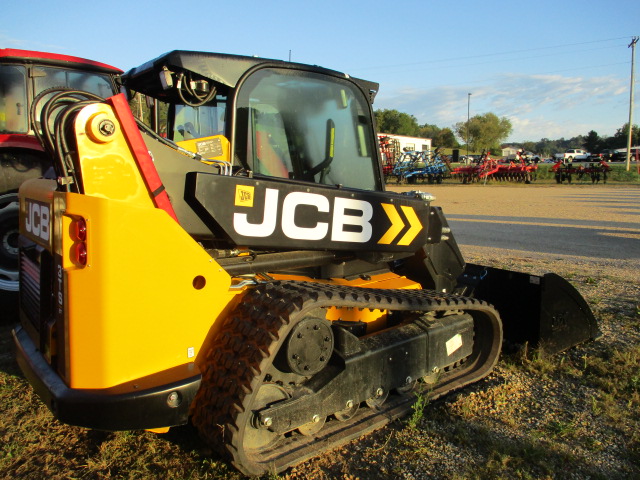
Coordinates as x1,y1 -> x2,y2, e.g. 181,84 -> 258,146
417,123 -> 440,139
416,124 -> 459,148
583,130 -> 600,153
612,123 -> 640,147
454,113 -> 512,152
375,109 -> 420,136
433,127 -> 459,148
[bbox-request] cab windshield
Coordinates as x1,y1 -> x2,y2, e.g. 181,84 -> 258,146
0,65 -> 28,133
0,64 -> 115,134
235,68 -> 379,190
32,66 -> 115,134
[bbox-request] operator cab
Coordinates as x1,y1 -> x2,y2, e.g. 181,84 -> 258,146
122,50 -> 382,191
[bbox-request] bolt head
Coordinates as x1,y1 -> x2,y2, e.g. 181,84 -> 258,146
98,119 -> 116,136
166,391 -> 181,408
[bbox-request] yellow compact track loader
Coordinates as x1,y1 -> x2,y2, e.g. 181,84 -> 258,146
13,51 -> 599,476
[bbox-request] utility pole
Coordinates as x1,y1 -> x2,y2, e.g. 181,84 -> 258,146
626,37 -> 638,171
467,93 -> 472,158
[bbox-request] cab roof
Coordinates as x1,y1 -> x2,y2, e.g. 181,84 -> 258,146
123,50 -> 379,103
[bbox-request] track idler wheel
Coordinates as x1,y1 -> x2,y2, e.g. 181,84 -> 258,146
285,317 -> 333,375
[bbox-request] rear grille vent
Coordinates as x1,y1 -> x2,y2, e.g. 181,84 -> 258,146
20,251 -> 41,332
20,251 -> 42,332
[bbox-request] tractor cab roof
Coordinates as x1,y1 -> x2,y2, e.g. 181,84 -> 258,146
0,48 -> 122,74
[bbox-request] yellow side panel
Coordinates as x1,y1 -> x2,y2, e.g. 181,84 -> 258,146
59,192 -> 238,389
74,103 -> 155,207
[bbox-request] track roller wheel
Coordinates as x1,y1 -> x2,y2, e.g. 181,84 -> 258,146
396,377 -> 418,394
333,401 -> 360,422
297,415 -> 326,436
244,384 -> 289,451
366,387 -> 389,410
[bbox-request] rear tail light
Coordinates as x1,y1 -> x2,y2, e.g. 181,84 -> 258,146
74,217 -> 87,242
73,242 -> 87,266
71,217 -> 88,267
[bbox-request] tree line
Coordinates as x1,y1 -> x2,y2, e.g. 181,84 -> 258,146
518,125 -> 640,156
375,108 -> 639,155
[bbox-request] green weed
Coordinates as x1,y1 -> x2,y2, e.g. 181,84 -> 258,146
407,390 -> 429,430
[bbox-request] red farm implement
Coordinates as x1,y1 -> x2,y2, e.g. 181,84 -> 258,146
452,151 -> 537,184
552,160 -> 611,184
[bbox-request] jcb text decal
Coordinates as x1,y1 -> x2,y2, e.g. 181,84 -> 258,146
23,199 -> 51,243
231,185 -> 423,248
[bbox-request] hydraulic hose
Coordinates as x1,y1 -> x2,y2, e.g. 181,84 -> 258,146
30,88 -> 105,192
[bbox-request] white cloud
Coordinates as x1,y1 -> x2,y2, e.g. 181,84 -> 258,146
375,73 -> 630,142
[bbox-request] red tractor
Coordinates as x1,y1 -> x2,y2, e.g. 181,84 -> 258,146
0,49 -> 121,301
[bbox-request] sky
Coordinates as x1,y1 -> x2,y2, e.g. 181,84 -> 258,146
2,0 -> 639,143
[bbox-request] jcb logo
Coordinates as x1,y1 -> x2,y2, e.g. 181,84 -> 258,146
234,187 -> 373,243
193,176 -> 430,252
24,199 -> 51,243
232,185 -> 424,247
235,185 -> 254,207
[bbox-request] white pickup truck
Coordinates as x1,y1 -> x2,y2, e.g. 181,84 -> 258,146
554,149 -> 590,162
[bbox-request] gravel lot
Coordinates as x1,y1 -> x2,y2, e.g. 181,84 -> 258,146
390,183 -> 640,279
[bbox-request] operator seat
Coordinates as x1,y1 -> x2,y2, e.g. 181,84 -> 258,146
255,130 -> 289,178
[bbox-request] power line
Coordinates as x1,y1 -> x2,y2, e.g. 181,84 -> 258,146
351,36 -> 634,72
371,51 -> 629,81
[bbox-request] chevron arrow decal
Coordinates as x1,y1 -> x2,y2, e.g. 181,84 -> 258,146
378,203 -> 404,244
378,203 -> 424,246
397,205 -> 423,245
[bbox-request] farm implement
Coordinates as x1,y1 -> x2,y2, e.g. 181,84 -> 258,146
391,149 -> 451,184
452,152 -> 537,184
552,160 -> 611,184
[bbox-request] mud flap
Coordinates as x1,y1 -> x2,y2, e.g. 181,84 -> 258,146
457,264 -> 600,354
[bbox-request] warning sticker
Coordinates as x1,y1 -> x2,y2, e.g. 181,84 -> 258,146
446,334 -> 463,356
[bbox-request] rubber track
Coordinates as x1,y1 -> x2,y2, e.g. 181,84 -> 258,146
191,280 -> 502,476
